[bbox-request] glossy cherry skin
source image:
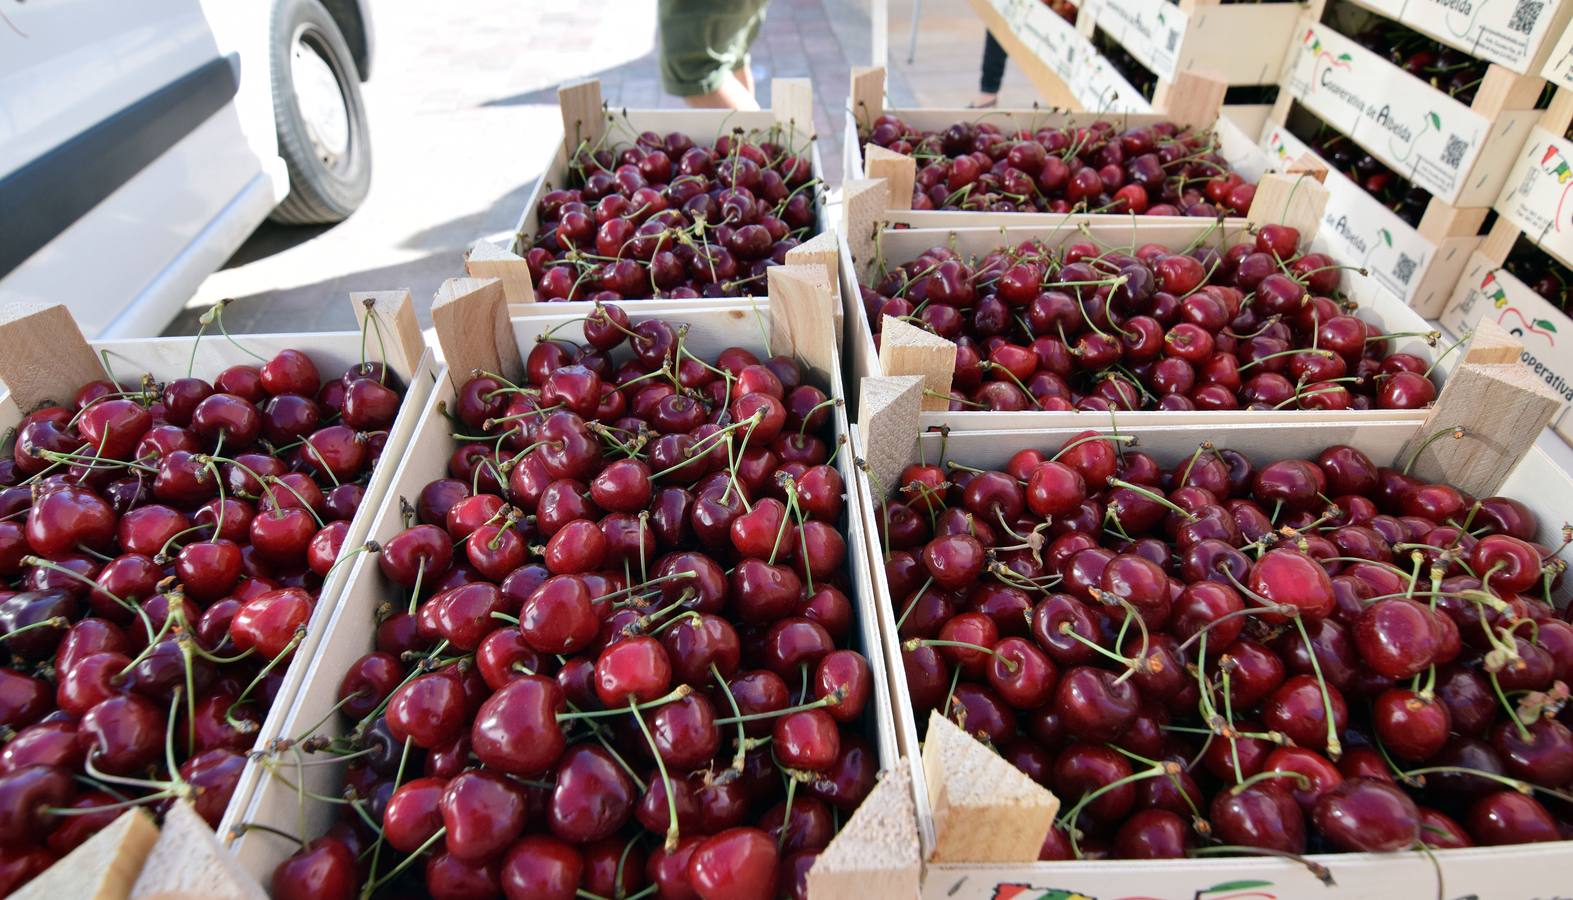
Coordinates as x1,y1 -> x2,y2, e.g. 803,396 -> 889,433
1468,790 -> 1561,844
1248,549 -> 1334,621
1210,783 -> 1305,853
271,836 -> 356,900
1353,598 -> 1439,678
550,744 -> 635,843
502,834 -> 584,900
688,826 -> 779,900
1054,666 -> 1139,742
1261,674 -> 1347,752
442,769 -> 527,862
471,675 -> 566,776
1373,688 -> 1451,762
1312,777 -> 1420,852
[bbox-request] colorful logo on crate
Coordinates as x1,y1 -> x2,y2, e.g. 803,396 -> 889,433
991,881 -> 1279,900
1481,271 -> 1510,308
1540,144 -> 1573,233
1303,29 -> 1353,86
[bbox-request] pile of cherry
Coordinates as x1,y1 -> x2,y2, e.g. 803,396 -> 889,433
1347,9 -> 1489,107
526,125 -> 821,302
860,115 -> 1256,216
271,305 -> 874,900
1306,127 -> 1431,228
1505,240 -> 1570,310
878,433 -> 1573,860
861,225 -> 1442,412
0,348 -> 406,895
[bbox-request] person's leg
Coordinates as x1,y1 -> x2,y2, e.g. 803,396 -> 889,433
682,74 -> 761,110
973,31 -> 1006,107
658,0 -> 767,110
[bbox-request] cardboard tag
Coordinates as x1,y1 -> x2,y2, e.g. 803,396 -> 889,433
1398,0 -> 1569,75
1442,252 -> 1573,413
1094,0 -> 1189,80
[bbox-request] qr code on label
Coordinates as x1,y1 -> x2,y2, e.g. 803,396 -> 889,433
1394,253 -> 1417,286
1441,135 -> 1467,170
1509,0 -> 1543,34
1166,29 -> 1180,52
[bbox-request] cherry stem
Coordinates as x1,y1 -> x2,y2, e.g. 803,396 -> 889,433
1190,846 -> 1334,885
1057,621 -> 1139,670
1107,478 -> 1196,521
1402,426 -> 1466,476
1048,432 -> 1135,462
628,697 -> 681,852
712,689 -> 843,726
711,664 -> 748,774
1488,669 -> 1534,742
0,615 -> 68,641
225,627 -> 305,730
903,638 -> 1017,672
557,685 -> 692,721
1290,614 -> 1342,760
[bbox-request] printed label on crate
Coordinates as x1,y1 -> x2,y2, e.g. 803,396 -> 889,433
1262,126 -> 1435,304
1443,254 -> 1573,407
1072,45 -> 1155,112
1496,125 -> 1573,271
1284,21 -> 1488,204
1545,18 -> 1573,84
1013,0 -> 1092,81
1396,0 -> 1568,73
1093,0 -> 1187,80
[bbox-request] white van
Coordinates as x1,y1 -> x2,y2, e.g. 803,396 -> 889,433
0,0 -> 374,337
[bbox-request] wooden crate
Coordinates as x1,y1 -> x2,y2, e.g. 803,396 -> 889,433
225,276 -> 916,891
849,364 -> 1573,897
0,296 -> 438,892
1442,93 -> 1573,442
1078,0 -> 1302,90
1258,117 -> 1488,316
465,78 -> 829,317
1278,11 -> 1545,209
967,0 -> 1139,112
844,65 -> 1291,229
834,188 -> 1472,431
1547,18 -> 1573,87
1339,0 -> 1573,76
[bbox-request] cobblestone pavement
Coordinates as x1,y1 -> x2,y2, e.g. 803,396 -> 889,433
168,0 -> 1040,336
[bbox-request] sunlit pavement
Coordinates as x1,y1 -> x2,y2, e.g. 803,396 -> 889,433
167,0 -> 1042,336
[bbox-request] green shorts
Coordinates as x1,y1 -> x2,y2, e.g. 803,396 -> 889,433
658,0 -> 769,97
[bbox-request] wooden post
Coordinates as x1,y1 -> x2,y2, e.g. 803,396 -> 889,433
1462,317 -> 1523,365
1160,71 -> 1227,130
13,809 -> 158,900
557,79 -> 605,154
842,179 -> 890,281
129,801 -> 268,900
805,765 -> 922,899
1399,325 -> 1563,496
784,230 -> 841,301
770,78 -> 815,140
922,711 -> 1060,862
850,67 -> 886,128
431,277 -> 524,389
878,315 -> 955,411
864,145 -> 915,211
349,290 -> 425,384
1246,168 -> 1331,248
767,265 -> 839,381
0,302 -> 107,412
857,375 -> 924,498
465,239 -> 537,305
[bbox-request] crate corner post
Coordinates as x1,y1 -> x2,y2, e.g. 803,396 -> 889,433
767,263 -> 840,379
1400,323 -> 1564,496
128,801 -> 268,900
348,289 -> 425,384
878,316 -> 956,411
842,179 -> 892,282
1246,168 -> 1331,244
465,238 -> 537,305
863,145 -> 916,211
11,808 -> 158,900
771,77 -> 816,139
850,66 -> 887,128
922,711 -> 1059,863
784,229 -> 841,302
805,764 -> 922,899
1163,70 -> 1228,131
857,373 -> 925,501
557,78 -> 605,154
431,277 -> 523,389
0,301 -> 107,412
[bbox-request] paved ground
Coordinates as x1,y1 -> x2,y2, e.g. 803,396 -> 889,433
169,0 -> 1042,336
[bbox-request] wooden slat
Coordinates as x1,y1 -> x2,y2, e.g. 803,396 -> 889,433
431,277 -> 523,387
850,66 -> 886,127
857,374 -> 924,498
557,79 -> 604,152
878,316 -> 955,411
349,290 -> 425,383
864,145 -> 916,211
767,264 -> 839,381
465,239 -> 537,304
0,301 -> 108,411
771,78 -> 815,139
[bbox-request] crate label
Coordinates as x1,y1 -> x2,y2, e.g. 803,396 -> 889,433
1496,125 -> 1573,271
1443,254 -> 1573,408
1069,37 -> 1155,112
1285,21 -> 1489,204
1546,18 -> 1573,84
1262,126 -> 1435,305
1000,0 -> 1092,82
1093,0 -> 1188,80
1395,0 -> 1568,73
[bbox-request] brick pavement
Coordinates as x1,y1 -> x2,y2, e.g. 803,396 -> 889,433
168,0 -> 1040,337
